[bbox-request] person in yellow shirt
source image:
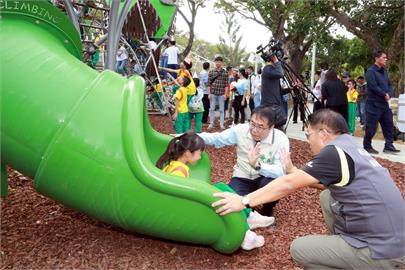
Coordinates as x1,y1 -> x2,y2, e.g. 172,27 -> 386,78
347,79 -> 359,134
151,79 -> 164,113
172,77 -> 191,133
159,59 -> 196,98
156,133 -> 275,251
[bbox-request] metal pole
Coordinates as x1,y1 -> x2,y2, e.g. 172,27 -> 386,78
116,0 -> 132,38
105,0 -> 120,70
136,0 -> 173,124
62,0 -> 80,34
310,42 -> 316,88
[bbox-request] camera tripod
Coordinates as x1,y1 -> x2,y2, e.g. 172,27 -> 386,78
280,60 -> 321,131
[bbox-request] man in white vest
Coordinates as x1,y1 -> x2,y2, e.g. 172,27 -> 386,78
199,105 -> 290,219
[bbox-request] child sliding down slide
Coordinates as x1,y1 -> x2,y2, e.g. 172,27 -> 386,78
156,133 -> 275,250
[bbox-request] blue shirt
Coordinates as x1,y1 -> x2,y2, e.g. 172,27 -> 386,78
199,125 -> 287,179
233,78 -> 248,96
198,70 -> 209,95
365,64 -> 392,104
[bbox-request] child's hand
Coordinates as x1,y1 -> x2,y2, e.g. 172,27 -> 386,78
280,148 -> 294,173
248,142 -> 260,168
172,112 -> 178,121
169,133 -> 184,137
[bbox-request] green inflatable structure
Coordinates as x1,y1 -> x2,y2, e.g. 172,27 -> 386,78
0,0 -> 246,253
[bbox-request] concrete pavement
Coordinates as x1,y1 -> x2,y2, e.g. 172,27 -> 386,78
284,113 -> 405,164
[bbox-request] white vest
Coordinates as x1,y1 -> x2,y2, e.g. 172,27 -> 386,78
232,124 -> 289,179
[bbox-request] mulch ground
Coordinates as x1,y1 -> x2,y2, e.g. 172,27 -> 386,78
1,115 -> 404,270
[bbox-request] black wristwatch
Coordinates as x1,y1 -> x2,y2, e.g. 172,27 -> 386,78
254,162 -> 261,171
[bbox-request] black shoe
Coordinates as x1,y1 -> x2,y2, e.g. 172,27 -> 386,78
365,147 -> 379,154
383,146 -> 401,154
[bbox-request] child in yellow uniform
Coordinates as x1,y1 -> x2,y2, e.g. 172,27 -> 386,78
347,79 -> 359,134
151,79 -> 164,113
160,59 -> 196,98
156,133 -> 275,251
173,77 -> 191,133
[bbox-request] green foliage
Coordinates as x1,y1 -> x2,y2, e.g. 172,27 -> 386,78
304,36 -> 372,76
351,65 -> 365,79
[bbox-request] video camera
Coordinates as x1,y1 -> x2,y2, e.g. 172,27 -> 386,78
256,38 -> 284,62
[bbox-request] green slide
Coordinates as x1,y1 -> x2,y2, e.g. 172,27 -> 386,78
0,0 -> 245,253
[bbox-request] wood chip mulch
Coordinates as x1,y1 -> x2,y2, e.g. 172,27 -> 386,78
1,115 -> 404,270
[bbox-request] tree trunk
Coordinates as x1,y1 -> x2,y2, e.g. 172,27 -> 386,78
388,17 -> 404,96
176,1 -> 198,60
181,30 -> 194,60
388,17 -> 404,63
329,1 -> 381,52
283,35 -> 312,76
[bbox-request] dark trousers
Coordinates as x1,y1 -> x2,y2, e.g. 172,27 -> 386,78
202,94 -> 210,123
166,64 -> 178,79
224,98 -> 230,117
229,176 -> 278,217
326,104 -> 348,123
293,98 -> 305,123
313,100 -> 323,112
363,104 -> 394,149
232,95 -> 246,124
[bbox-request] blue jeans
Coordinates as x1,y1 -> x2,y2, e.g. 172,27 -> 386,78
209,94 -> 225,128
116,59 -> 127,75
357,101 -> 366,125
282,94 -> 289,115
166,64 -> 179,79
160,55 -> 168,77
229,176 -> 278,217
254,92 -> 261,108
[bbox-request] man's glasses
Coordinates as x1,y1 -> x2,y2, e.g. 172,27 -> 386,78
305,128 -> 332,139
305,131 -> 314,139
249,121 -> 270,132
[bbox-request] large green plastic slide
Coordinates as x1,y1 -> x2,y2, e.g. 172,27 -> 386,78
0,0 -> 245,253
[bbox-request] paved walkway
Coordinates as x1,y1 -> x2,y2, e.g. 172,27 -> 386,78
284,110 -> 405,164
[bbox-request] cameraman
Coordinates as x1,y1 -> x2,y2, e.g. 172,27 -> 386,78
261,55 -> 285,128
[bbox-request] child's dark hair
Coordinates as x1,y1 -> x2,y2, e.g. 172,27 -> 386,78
239,68 -> 248,79
183,60 -> 192,70
156,133 -> 206,169
182,77 -> 191,87
193,77 -> 200,88
347,79 -> 356,86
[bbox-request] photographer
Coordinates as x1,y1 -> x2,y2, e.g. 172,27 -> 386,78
261,55 -> 285,129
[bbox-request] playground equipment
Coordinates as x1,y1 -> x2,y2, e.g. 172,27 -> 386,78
0,0 -> 246,253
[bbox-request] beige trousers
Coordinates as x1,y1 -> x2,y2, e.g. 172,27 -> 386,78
290,189 -> 405,270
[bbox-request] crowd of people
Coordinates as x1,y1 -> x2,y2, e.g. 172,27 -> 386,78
149,42 -> 404,269
315,49 -> 401,154
145,46 -> 285,135
145,41 -> 401,157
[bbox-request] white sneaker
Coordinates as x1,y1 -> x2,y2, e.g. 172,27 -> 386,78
241,230 -> 264,251
247,211 -> 275,230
